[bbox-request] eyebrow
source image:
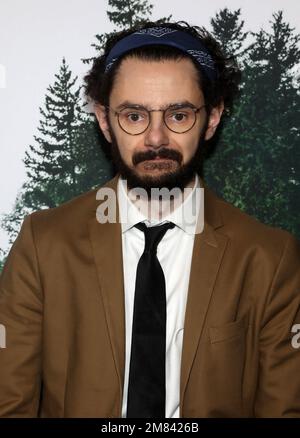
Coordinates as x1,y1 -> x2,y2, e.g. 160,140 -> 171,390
115,100 -> 198,111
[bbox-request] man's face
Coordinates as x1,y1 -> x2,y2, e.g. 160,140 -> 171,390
95,56 -> 223,193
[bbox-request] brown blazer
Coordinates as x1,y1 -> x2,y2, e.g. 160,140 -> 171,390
0,173 -> 300,418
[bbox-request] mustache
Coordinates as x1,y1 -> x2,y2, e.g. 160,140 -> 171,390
132,147 -> 182,166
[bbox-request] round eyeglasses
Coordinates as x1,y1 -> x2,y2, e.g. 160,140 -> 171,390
105,104 -> 206,135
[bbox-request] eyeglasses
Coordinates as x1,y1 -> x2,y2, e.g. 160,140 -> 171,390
105,103 -> 206,135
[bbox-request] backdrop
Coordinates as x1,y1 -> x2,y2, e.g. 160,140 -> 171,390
0,0 -> 299,270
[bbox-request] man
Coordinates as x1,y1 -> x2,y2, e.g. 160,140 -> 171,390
0,20 -> 300,418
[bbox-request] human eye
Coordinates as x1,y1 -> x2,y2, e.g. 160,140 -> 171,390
167,107 -> 192,123
173,112 -> 188,122
121,108 -> 147,123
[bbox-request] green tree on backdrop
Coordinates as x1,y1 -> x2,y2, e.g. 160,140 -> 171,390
107,0 -> 154,28
1,57 -> 112,243
210,7 -> 249,57
206,10 -> 300,238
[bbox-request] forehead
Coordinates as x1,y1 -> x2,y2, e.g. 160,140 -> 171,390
109,56 -> 204,106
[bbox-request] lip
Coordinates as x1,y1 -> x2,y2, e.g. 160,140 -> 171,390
146,158 -> 173,161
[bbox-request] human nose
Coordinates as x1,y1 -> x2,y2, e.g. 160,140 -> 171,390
144,110 -> 170,149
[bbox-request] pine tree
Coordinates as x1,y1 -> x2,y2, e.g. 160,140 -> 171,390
22,58 -> 112,210
107,0 -> 154,28
243,10 -> 300,236
211,8 -> 249,58
206,10 -> 300,238
23,57 -> 86,208
205,8 -> 249,197
1,58 -> 112,244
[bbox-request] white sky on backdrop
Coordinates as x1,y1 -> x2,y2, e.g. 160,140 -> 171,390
0,0 -> 299,252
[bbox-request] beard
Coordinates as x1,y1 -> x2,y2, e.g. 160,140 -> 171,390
106,118 -> 208,196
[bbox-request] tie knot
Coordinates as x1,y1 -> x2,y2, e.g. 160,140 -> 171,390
134,221 -> 175,254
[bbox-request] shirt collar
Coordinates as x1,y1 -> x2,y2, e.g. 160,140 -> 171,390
117,173 -> 202,235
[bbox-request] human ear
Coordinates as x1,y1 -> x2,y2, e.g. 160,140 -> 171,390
204,101 -> 224,140
94,104 -> 112,143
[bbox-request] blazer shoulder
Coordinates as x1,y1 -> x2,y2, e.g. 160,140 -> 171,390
26,176 -> 117,238
30,187 -> 98,225
206,186 -> 299,254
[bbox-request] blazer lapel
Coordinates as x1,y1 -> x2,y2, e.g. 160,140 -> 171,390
179,180 -> 229,417
88,174 -> 126,413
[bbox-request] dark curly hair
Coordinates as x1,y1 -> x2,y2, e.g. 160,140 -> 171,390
83,19 -> 242,163
84,19 -> 241,111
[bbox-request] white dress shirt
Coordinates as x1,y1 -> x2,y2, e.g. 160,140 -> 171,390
118,172 -> 202,418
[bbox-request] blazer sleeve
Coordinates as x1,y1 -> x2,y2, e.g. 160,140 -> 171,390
0,214 -> 43,417
254,232 -> 300,417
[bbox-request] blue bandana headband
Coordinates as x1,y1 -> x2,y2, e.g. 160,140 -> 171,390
104,26 -> 217,80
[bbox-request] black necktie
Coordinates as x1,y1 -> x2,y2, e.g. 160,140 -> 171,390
126,221 -> 176,418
